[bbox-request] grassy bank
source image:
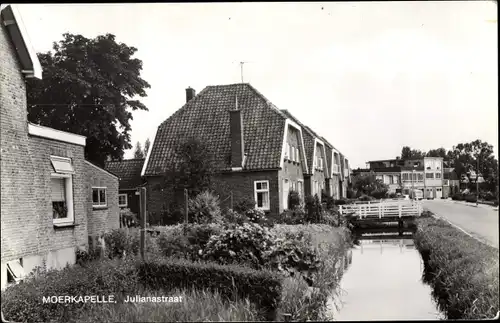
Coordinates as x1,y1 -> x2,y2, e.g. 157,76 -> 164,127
414,215 -> 499,319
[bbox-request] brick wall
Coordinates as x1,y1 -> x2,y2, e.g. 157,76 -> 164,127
213,170 -> 280,215
28,136 -> 88,254
0,13 -> 39,262
145,170 -> 281,221
85,162 -> 120,238
1,21 -> 89,267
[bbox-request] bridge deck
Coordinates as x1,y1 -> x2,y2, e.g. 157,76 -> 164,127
340,200 -> 423,219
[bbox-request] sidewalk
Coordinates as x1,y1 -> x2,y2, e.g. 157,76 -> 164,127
439,198 -> 498,211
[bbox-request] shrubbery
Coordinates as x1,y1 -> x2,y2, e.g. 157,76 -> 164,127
138,257 -> 283,320
414,216 -> 499,319
188,191 -> 223,224
1,258 -> 140,322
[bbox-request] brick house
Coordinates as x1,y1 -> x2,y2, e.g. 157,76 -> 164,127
141,83 -> 350,221
1,4 -> 119,289
105,158 -> 145,217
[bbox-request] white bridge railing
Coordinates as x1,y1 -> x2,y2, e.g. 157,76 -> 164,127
339,200 -> 423,219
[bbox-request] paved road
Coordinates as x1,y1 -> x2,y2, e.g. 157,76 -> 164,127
422,199 -> 499,249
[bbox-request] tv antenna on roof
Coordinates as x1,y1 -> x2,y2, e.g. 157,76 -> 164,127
233,61 -> 254,83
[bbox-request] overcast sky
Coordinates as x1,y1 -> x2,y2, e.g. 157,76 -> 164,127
17,2 -> 498,169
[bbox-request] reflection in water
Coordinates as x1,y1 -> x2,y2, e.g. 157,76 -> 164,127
328,236 -> 444,321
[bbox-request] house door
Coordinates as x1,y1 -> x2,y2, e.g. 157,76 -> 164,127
436,187 -> 442,199
283,179 -> 289,210
427,188 -> 434,199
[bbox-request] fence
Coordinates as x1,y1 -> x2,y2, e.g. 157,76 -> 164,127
339,200 -> 423,218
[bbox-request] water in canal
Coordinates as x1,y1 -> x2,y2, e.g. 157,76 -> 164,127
328,229 -> 445,321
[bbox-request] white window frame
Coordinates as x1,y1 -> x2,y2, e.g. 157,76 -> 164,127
297,179 -> 304,198
118,193 -> 128,207
254,180 -> 270,211
92,186 -> 107,208
51,172 -> 74,225
295,147 -> 299,163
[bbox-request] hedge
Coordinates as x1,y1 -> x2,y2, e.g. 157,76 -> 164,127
414,216 -> 499,319
137,258 -> 283,321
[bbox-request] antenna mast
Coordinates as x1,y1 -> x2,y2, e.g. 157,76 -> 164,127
240,61 -> 245,83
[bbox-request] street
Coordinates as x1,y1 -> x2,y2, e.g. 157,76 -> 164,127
422,199 -> 499,249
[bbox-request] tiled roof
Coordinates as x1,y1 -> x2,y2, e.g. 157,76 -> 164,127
280,110 -> 316,174
143,83 -> 287,176
104,159 -> 145,190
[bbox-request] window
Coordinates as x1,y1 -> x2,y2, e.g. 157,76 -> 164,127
418,174 -> 424,182
426,173 -> 434,179
402,173 -> 409,181
376,175 -> 383,181
7,259 -> 25,285
297,180 -> 304,198
393,175 -> 399,184
284,143 -> 289,160
388,175 -> 394,184
436,173 -> 441,179
50,156 -> 74,225
295,147 -> 300,163
118,194 -> 128,207
412,173 -> 417,181
254,181 -> 270,210
92,187 -> 107,208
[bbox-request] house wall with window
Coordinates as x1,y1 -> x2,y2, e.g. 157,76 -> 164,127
212,171 -> 280,215
85,161 -> 119,240
280,125 -> 305,209
424,157 -> 443,198
1,6 -> 91,290
309,143 -> 327,200
373,171 -> 401,194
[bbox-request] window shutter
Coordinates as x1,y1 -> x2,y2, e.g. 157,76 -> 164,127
51,178 -> 65,202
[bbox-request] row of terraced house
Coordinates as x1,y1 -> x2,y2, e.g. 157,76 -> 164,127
106,85 -> 352,223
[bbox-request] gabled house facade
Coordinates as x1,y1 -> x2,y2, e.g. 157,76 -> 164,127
105,158 -> 145,216
1,4 -> 119,290
141,84 -> 350,221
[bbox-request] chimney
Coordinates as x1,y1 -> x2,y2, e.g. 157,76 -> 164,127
230,95 -> 244,168
186,87 -> 196,103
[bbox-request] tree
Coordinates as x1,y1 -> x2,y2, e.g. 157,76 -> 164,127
144,138 -> 151,156
401,146 -> 425,160
426,147 -> 447,158
27,33 -> 151,167
351,172 -> 389,199
401,146 -> 412,160
133,141 -> 145,159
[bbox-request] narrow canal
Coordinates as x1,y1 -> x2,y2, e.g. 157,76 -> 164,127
328,228 -> 445,321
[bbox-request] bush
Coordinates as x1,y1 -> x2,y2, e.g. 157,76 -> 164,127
245,208 -> 266,223
371,187 -> 388,199
358,194 -> 373,202
288,190 -> 301,210
137,258 -> 283,321
414,216 -> 499,319
103,229 -> 140,259
304,195 -> 322,223
120,208 -> 139,228
233,196 -> 257,214
278,207 -> 306,225
188,191 -> 223,224
223,209 -> 249,225
156,223 -> 222,261
465,194 -> 478,203
388,192 -> 397,199
201,223 -> 276,270
1,258 -> 140,323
